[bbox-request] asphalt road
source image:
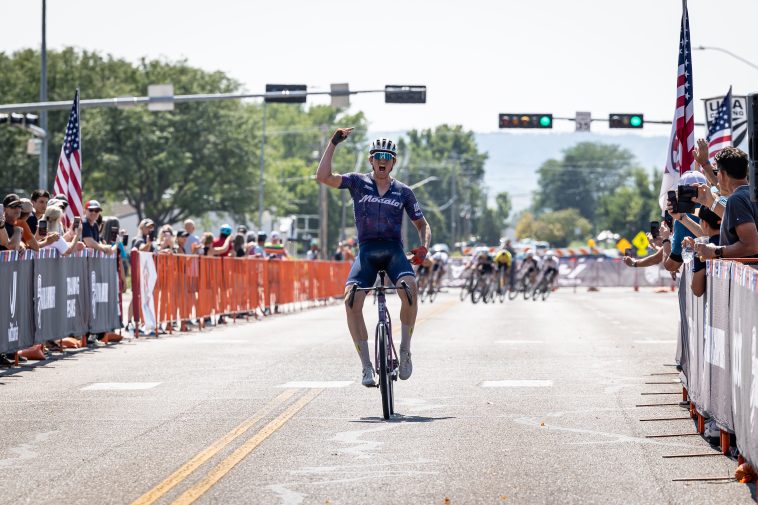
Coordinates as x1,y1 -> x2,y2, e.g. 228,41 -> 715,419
0,288 -> 754,505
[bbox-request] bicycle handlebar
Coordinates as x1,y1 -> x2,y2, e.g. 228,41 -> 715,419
347,280 -> 414,309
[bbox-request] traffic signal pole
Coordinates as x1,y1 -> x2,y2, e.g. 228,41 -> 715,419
0,89 -> 388,114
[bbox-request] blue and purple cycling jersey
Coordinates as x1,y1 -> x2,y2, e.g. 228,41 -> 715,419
339,172 -> 424,244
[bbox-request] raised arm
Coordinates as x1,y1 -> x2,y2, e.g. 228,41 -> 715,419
316,128 -> 353,189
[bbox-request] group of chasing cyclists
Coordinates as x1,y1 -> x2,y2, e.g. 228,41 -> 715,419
316,129 -> 560,388
457,244 -> 560,302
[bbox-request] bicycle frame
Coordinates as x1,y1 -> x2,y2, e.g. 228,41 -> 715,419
373,277 -> 398,379
347,271 -> 413,420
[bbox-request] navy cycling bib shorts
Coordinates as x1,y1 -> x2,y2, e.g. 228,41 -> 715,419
339,172 -> 424,288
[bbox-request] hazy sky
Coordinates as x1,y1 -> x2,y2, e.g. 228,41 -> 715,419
3,0 -> 757,135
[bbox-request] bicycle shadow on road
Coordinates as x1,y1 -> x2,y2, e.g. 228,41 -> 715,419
352,414 -> 456,424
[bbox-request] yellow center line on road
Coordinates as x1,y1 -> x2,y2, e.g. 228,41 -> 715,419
131,389 -> 299,505
170,388 -> 324,505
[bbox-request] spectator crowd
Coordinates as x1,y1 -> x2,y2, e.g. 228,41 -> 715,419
621,140 -> 758,442
622,140 -> 758,295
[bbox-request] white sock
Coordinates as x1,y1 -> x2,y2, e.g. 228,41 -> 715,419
400,324 -> 413,354
355,340 -> 372,368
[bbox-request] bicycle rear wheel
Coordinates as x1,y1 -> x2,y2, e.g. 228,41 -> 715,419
377,323 -> 393,420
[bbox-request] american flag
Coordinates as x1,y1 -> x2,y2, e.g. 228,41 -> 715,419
707,87 -> 732,162
659,1 -> 695,210
53,89 -> 82,225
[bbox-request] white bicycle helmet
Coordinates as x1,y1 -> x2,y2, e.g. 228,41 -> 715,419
369,138 -> 398,156
431,243 -> 449,253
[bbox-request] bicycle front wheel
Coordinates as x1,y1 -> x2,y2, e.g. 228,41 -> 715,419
377,323 -> 393,420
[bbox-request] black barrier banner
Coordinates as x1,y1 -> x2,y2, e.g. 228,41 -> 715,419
703,260 -> 733,431
730,263 -> 758,469
33,249 -> 68,343
87,253 -> 120,333
0,252 -> 34,353
676,273 -> 689,386
62,253 -> 89,337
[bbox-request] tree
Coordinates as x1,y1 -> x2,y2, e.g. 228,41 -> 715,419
515,208 -> 591,248
494,191 -> 511,226
596,168 -> 660,240
399,125 -> 489,245
532,142 -> 635,223
0,48 -> 371,237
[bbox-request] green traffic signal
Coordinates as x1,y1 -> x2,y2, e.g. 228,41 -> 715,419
539,115 -> 552,127
630,115 -> 642,127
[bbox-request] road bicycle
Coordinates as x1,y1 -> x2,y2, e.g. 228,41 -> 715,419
425,263 -> 445,303
494,265 -> 509,303
531,269 -> 557,301
416,265 -> 431,302
347,270 -> 413,420
471,267 -> 495,304
508,270 -> 535,300
459,270 -> 475,301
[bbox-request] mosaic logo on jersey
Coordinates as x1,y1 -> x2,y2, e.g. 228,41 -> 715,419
357,195 -> 402,208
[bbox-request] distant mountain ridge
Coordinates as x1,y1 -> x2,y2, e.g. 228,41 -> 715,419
370,131 -> 669,212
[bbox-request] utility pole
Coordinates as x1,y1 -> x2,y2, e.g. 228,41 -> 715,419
450,161 -> 457,245
39,0 -> 48,190
318,126 -> 329,259
258,102 -> 266,230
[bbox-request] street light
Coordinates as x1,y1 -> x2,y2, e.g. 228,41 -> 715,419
694,45 -> 758,72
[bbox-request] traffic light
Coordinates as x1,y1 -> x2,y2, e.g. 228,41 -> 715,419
609,113 -> 644,129
265,84 -> 307,103
498,114 -> 553,129
0,113 -> 39,127
384,85 -> 426,104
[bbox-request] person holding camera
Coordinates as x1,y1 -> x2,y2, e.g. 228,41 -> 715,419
694,147 -> 758,260
132,218 -> 157,253
661,171 -> 708,272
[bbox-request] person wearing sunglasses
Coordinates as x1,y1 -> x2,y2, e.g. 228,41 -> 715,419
316,128 -> 431,387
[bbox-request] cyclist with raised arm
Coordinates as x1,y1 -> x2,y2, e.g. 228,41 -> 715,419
316,128 -> 431,387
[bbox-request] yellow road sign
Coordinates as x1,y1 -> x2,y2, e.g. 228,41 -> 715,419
632,231 -> 649,256
616,238 -> 632,253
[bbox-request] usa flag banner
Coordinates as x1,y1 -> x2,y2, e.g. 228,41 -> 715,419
53,89 -> 82,225
659,1 -> 695,210
706,87 -> 733,163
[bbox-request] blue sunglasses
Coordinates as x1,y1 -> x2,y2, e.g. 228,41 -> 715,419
372,152 -> 395,161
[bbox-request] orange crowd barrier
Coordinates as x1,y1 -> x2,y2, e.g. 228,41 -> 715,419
130,251 -> 351,334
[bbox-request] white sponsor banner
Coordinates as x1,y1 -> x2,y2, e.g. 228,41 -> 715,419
139,252 -> 158,332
